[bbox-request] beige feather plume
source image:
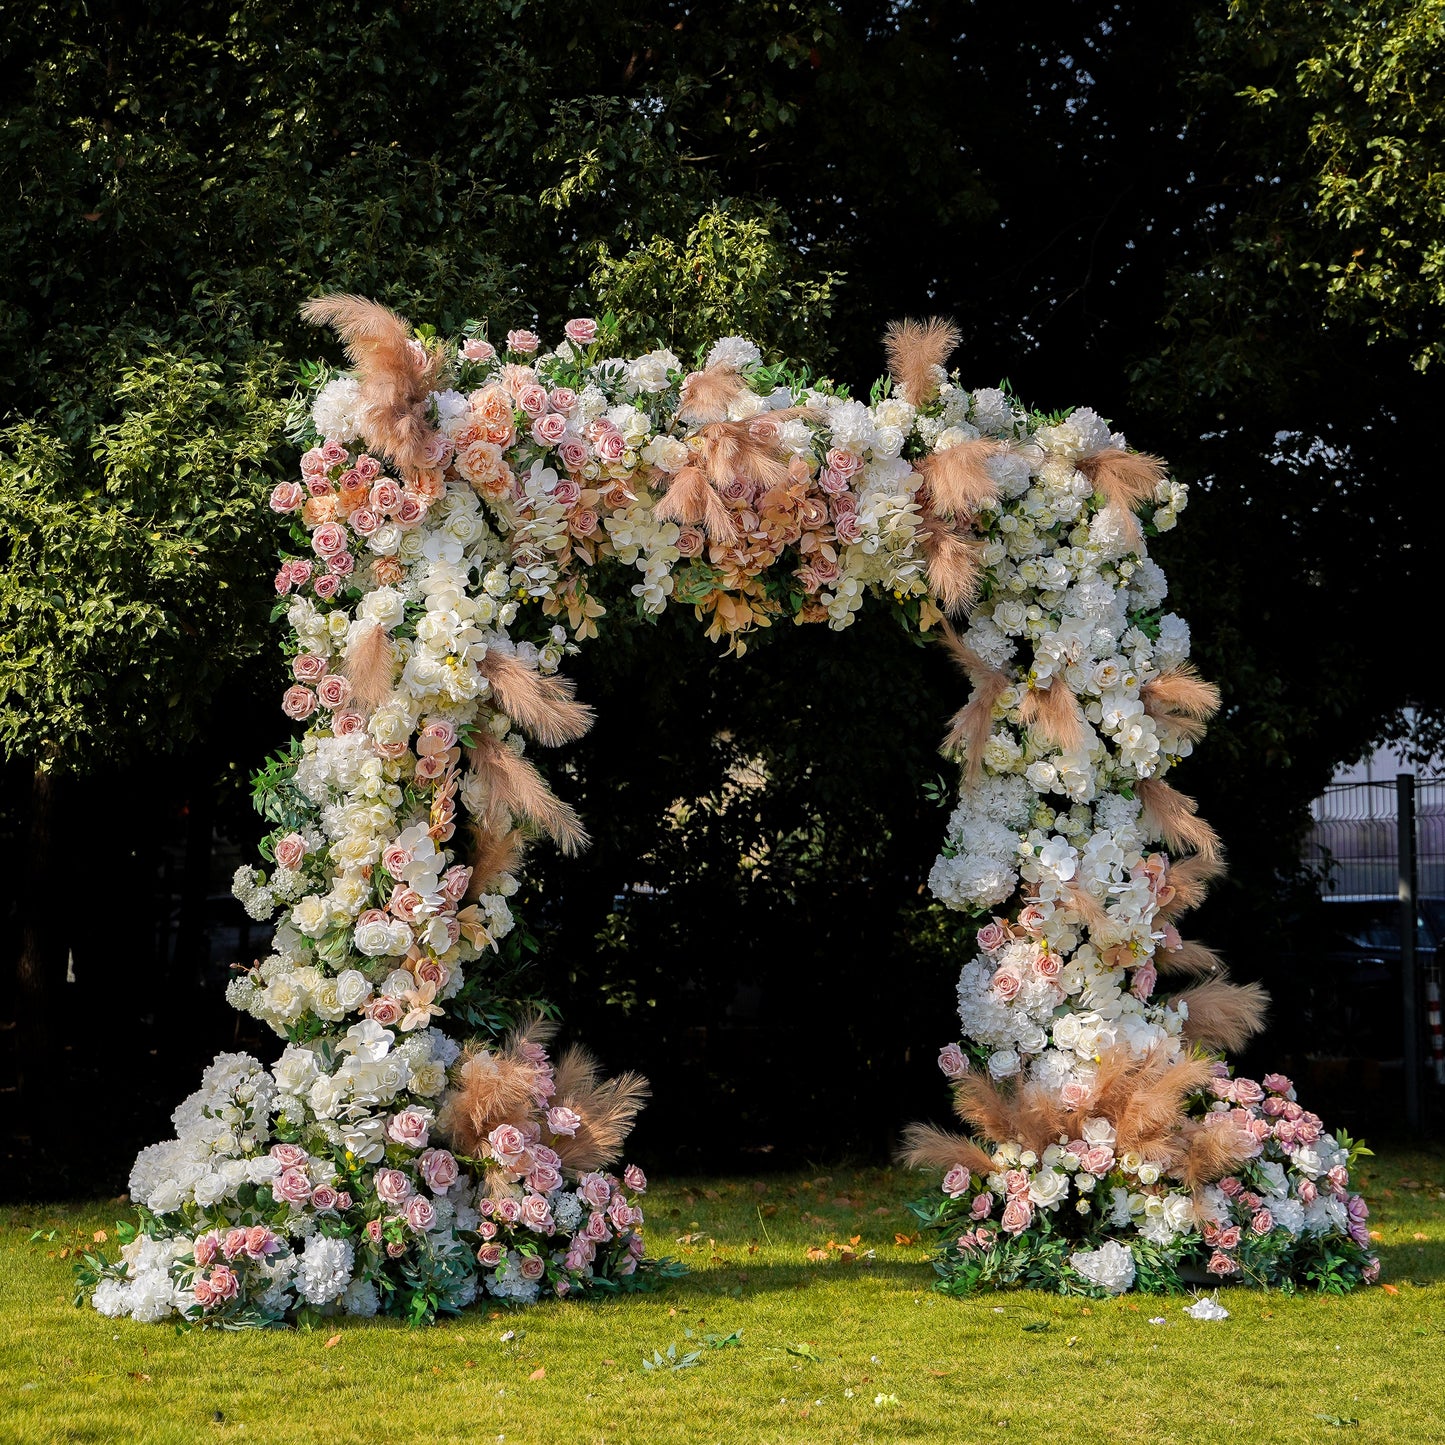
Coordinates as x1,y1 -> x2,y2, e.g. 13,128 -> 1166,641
1110,1053 -> 1215,1160
1178,1117 -> 1261,1191
1157,852 -> 1229,920
478,652 -> 594,748
939,621 -> 1012,784
548,1044 -> 650,1173
1018,679 -> 1086,752
1137,778 -> 1222,861
897,1122 -> 996,1177
1142,664 -> 1222,745
1177,977 -> 1269,1051
466,733 -> 588,854
651,465 -> 737,538
678,365 -> 749,424
918,517 -> 984,614
300,294 -> 440,475
883,317 -> 961,407
1078,447 -> 1168,511
464,823 -> 526,901
1063,881 -> 1112,934
437,1037 -> 549,1158
915,438 -> 1002,517
340,623 -> 395,712
1157,939 -> 1227,978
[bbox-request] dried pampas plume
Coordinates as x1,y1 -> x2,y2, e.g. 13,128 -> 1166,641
919,517 -> 983,615
300,294 -> 440,476
466,733 -> 588,854
1157,852 -> 1229,921
1178,1117 -> 1262,1191
897,1122 -> 995,1178
1078,447 -> 1168,512
548,1045 -> 650,1173
1137,778 -> 1222,861
651,465 -> 736,539
478,652 -> 594,748
341,623 -> 395,712
940,621 -> 1012,785
436,1019 -> 558,1158
1177,977 -> 1269,1051
1018,679 -> 1086,753
1142,664 -> 1222,745
915,438 -> 1002,518
678,364 -> 749,424
883,316 -> 961,408
1157,938 -> 1227,978
464,822 -> 526,901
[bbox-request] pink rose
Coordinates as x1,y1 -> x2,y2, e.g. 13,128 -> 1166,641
316,674 -> 352,709
991,967 -> 1021,1002
547,1106 -> 581,1137
270,1143 -> 307,1169
292,652 -> 327,683
494,1196 -> 523,1225
1018,904 -> 1048,936
320,440 -> 348,466
579,1173 -> 611,1210
549,387 -> 577,413
193,1232 -> 220,1267
583,1211 -> 612,1243
531,412 -> 568,445
971,1193 -> 993,1220
388,1107 -> 432,1150
570,507 -> 599,538
476,1241 -> 504,1267
976,920 -> 1009,953
1216,1225 -> 1242,1250
1262,1072 -> 1293,1096
1251,1209 -> 1274,1234
517,383 -> 549,418
270,481 -> 305,513
301,448 -> 327,476
518,1254 -> 547,1281
595,428 -> 625,463
623,1164 -> 647,1194
221,1228 -> 249,1261
1000,1197 -> 1034,1235
282,685 -> 317,721
564,317 -> 597,346
312,573 -> 341,600
245,1225 -> 281,1259
506,329 -> 541,354
557,439 -> 589,472
675,526 -> 705,558
206,1265 -> 239,1303
332,710 -> 365,739
942,1166 -> 971,1198
355,455 -> 381,482
817,467 -> 849,495
489,1124 -> 528,1169
1233,1077 -> 1265,1106
1003,1169 -> 1030,1197
1060,1080 -> 1091,1110
365,1218 -> 384,1245
274,832 -> 307,871
371,479 -> 401,513
312,522 -> 348,557
1218,1175 -> 1242,1198
527,1163 -> 562,1195
388,885 -> 424,922
462,338 -> 497,363
273,1167 -> 312,1205
374,1168 -> 413,1206
404,1195 -> 437,1232
394,493 -> 425,527
440,864 -> 471,902
350,506 -> 381,537
520,1194 -> 555,1234
938,1043 -> 967,1080
1035,951 -> 1062,979
826,448 -> 862,477
1079,1146 -> 1115,1177
1129,960 -> 1157,1000
1207,1251 -> 1239,1276
420,1148 -> 459,1194
833,512 -> 863,544
367,996 -> 404,1028
310,1184 -> 338,1212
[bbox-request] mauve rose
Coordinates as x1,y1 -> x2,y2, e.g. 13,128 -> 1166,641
557,439 -> 589,472
1216,1225 -> 1242,1249
1207,1251 -> 1238,1275
194,1233 -> 220,1267
833,512 -> 863,544
371,479 -> 401,513
273,1168 -> 312,1204
488,1124 -> 528,1168
352,454 -> 380,481
798,496 -> 829,530
817,467 -> 849,495
404,1195 -> 436,1232
367,996 -> 404,1027
462,338 -> 497,363
388,1108 -> 432,1150
317,674 -> 352,709
583,1212 -> 612,1243
312,522 -> 348,557
549,477 -> 582,508
273,567 -> 295,596
719,477 -> 752,505
564,317 -> 597,346
811,557 -> 841,585
1262,1072 -> 1293,1096
595,428 -> 626,462
1251,1208 -> 1274,1234
547,1105 -> 581,1137
420,1148 -> 459,1194
440,864 -> 471,902
271,481 -> 306,513
476,1220 -> 498,1241
527,1164 -> 562,1195
1002,1169 -> 1030,1197
292,652 -> 327,683
1000,1197 -> 1034,1235
335,1192 -> 352,1212
579,1174 -> 611,1210
970,1193 -> 994,1220
532,412 -> 568,445
570,507 -> 599,538
506,329 -> 541,354
938,1043 -> 967,1080
476,1242 -> 504,1267
395,493 -> 425,527
1328,1164 -> 1350,1193
1217,1175 -> 1242,1198
270,1142 -> 307,1169
516,1253 -> 545,1282
374,1168 -> 414,1206
942,1165 -> 971,1198
675,527 -> 705,558
365,1218 -> 384,1244
1129,960 -> 1157,1000
274,833 -> 307,871
1233,1078 -> 1265,1105
520,1194 -> 554,1233
307,477 -> 335,499
495,1197 -> 522,1224
976,921 -> 1008,953
281,685 -> 317,721
991,967 -> 1022,1002
623,1164 -> 647,1194
350,506 -> 381,537
320,440 -> 348,466
386,1241 -> 407,1258
310,1184 -> 338,1211
312,574 -> 341,600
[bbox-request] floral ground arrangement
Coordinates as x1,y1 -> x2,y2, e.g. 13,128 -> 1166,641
12,1155 -> 1445,1444
82,297 -> 1372,1324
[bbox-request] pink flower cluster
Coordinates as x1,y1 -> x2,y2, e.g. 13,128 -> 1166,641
190,1225 -> 283,1311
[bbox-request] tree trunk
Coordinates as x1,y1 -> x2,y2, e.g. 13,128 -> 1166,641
15,763 -> 59,1096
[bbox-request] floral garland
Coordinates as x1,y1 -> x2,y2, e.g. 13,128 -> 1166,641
80,302 -> 1373,1326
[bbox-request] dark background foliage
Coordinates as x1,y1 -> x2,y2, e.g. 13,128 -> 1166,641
2,0 -> 1440,1197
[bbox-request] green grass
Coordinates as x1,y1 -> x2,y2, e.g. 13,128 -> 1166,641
4,1149 -> 1445,1444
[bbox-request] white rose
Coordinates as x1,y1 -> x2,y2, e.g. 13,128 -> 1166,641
334,969 -> 371,1012
308,1073 -> 348,1120
367,522 -> 402,556
354,917 -> 399,958
993,599 -> 1028,634
192,1172 -> 229,1208
291,896 -> 331,939
359,587 -> 407,630
1028,1169 -> 1069,1209
273,1046 -> 320,1095
641,435 -> 689,472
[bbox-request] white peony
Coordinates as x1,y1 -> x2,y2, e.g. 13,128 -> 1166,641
1069,1240 -> 1136,1294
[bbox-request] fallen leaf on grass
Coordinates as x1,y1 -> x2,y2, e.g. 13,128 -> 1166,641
894,1233 -> 919,1246
1413,1232 -> 1429,1241
805,1246 -> 829,1263
1022,1322 -> 1049,1333
129,1372 -> 151,1383
324,1334 -> 342,1349
785,1342 -> 822,1362
926,1368 -> 952,1378
1380,1284 -> 1400,1296
529,1367 -> 546,1381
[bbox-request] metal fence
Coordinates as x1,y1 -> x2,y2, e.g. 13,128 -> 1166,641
1305,776 -> 1445,898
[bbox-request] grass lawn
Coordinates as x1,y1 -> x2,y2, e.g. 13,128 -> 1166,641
3,1148 -> 1444,1444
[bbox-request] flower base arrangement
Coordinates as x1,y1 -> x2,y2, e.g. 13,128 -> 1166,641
80,297 -> 1373,1325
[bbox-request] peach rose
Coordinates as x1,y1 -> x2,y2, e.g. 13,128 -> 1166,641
317,674 -> 352,709
292,652 -> 327,683
570,507 -> 599,538
282,685 -> 317,720
274,833 -> 307,871
1000,1197 -> 1034,1235
991,967 -> 1021,1002
462,338 -> 496,363
270,481 -> 305,513
506,329 -> 541,354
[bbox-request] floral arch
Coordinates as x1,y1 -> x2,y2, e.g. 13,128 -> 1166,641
82,300 -> 1375,1327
